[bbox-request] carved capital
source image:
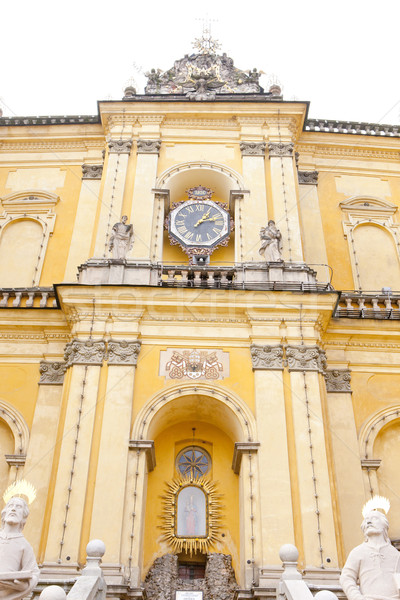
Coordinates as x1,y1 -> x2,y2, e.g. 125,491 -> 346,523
268,142 -> 294,157
251,344 -> 284,370
240,142 -> 266,157
286,345 -> 326,373
82,164 -> 103,180
137,139 -> 161,154
39,361 -> 67,385
106,340 -> 142,365
64,339 -> 106,368
5,454 -> 26,467
325,369 -> 351,392
298,170 -> 319,185
108,139 -> 133,154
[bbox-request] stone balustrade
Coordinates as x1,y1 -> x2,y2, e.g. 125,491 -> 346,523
305,119 -> 400,137
336,292 -> 400,319
0,287 -> 57,308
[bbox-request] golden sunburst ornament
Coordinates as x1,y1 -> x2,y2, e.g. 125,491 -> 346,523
160,475 -> 222,556
362,495 -> 390,518
3,479 -> 37,505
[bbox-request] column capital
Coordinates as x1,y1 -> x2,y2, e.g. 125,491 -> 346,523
82,164 -> 103,180
106,340 -> 142,365
232,442 -> 260,474
286,345 -> 326,373
108,139 -> 133,154
240,142 -> 266,157
137,139 -> 161,155
39,361 -> 67,384
251,344 -> 284,370
268,142 -> 294,157
298,170 -> 319,185
64,339 -> 106,368
325,369 -> 351,392
129,440 -> 156,471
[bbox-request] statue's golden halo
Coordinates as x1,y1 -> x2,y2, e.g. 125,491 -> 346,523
3,479 -> 37,505
362,495 -> 390,518
160,475 -> 223,556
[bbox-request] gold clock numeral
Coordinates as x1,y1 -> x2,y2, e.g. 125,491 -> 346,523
196,234 -> 202,242
177,225 -> 188,234
206,233 -> 212,240
176,219 -> 185,226
184,231 -> 194,240
186,206 -> 194,213
213,227 -> 221,234
195,204 -> 204,211
215,220 -> 223,226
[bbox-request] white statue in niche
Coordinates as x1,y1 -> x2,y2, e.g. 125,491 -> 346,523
109,215 -> 134,260
340,496 -> 400,600
176,486 -> 206,537
0,483 -> 39,600
259,220 -> 283,262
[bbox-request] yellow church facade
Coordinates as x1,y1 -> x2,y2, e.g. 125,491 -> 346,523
0,45 -> 400,599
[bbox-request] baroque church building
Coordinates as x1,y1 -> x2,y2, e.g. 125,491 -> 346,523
1,38 -> 400,599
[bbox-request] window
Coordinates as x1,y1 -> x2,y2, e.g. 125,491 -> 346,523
176,446 -> 211,478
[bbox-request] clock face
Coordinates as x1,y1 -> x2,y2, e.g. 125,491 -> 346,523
169,200 -> 230,248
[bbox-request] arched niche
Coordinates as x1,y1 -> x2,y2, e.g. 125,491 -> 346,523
132,384 -> 256,581
0,399 -> 30,490
340,196 -> 400,291
154,162 -> 245,264
0,189 -> 58,286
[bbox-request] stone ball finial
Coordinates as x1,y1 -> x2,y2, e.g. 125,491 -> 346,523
315,592 -> 339,600
86,538 -> 106,558
269,83 -> 282,96
39,585 -> 67,600
123,86 -> 136,99
279,543 -> 299,563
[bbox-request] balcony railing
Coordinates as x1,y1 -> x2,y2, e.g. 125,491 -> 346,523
305,119 -> 400,137
0,287 -> 57,308
335,291 -> 400,319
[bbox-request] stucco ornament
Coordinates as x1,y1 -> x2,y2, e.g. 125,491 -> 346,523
325,369 -> 352,392
250,345 -> 284,370
286,345 -> 327,373
106,340 -> 141,365
39,361 -> 66,385
0,485 -> 39,600
259,220 -> 283,262
64,340 -> 106,367
340,496 -> 400,600
109,216 -> 134,260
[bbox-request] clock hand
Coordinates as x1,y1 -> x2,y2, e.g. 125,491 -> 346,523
194,209 -> 211,227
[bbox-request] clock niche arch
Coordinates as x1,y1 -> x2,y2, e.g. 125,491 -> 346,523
155,162 -> 245,264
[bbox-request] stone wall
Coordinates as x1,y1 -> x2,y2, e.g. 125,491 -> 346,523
144,553 -> 238,600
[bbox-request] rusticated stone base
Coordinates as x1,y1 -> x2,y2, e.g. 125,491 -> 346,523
144,553 -> 238,600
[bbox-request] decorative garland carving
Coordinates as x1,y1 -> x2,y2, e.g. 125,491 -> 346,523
39,361 -> 67,384
160,475 -> 222,556
298,170 -> 318,185
136,139 -> 161,154
240,142 -> 266,157
108,139 -> 133,154
325,369 -> 351,392
64,340 -> 106,367
286,345 -> 326,373
250,345 -> 284,370
106,340 -> 141,365
268,142 -> 294,157
82,164 -> 103,180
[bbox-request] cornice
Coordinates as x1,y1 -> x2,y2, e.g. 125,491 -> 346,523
0,333 -> 70,341
296,143 -> 400,161
163,117 -> 239,129
0,139 -> 104,152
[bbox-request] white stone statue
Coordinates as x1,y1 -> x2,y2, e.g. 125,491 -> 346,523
259,220 -> 283,262
109,215 -> 134,260
340,497 -> 400,600
0,496 -> 39,600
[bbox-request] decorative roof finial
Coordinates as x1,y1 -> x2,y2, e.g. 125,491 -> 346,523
192,17 -> 221,54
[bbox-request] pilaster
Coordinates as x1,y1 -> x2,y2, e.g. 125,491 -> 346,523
238,139 -> 268,261
23,362 -> 66,554
297,170 -> 329,282
268,143 -> 304,262
89,340 -> 141,566
44,340 -> 105,564
129,129 -> 162,260
250,345 -> 294,567
325,369 -> 365,558
93,140 -> 132,258
287,346 -> 338,569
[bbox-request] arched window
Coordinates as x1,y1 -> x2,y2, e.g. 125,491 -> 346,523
176,446 -> 211,478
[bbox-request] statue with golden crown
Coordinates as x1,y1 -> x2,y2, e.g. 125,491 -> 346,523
341,496 -> 400,600
0,480 -> 39,600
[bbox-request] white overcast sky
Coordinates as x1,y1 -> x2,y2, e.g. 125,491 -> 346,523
1,0 -> 399,125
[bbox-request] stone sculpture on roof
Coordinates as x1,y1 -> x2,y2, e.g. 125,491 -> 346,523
144,32 -> 264,100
